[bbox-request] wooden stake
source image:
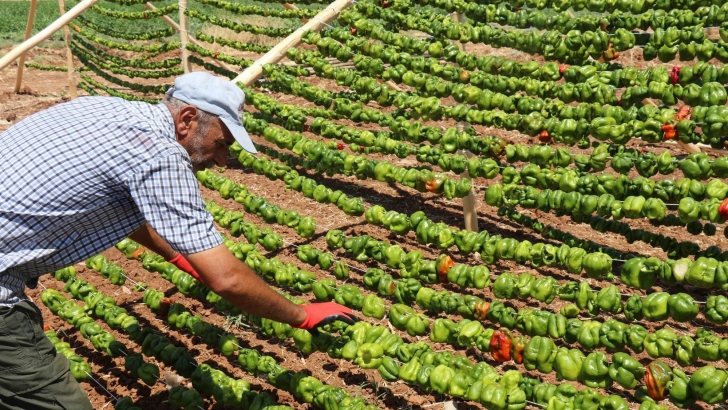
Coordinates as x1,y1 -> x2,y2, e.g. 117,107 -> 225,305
282,3 -> 309,23
232,0 -> 353,86
178,0 -> 191,73
386,80 -> 402,91
663,140 -> 728,155
144,2 -> 236,72
0,0 -> 98,72
14,0 -> 38,93
58,0 -> 77,99
456,122 -> 478,232
676,140 -> 702,154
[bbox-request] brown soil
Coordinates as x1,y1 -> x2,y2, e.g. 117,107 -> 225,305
2,36 -> 725,410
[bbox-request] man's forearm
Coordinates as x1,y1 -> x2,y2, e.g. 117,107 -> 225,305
128,223 -> 178,260
186,245 -> 307,326
215,266 -> 306,326
131,227 -> 307,325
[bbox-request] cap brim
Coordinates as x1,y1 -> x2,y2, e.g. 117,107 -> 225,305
220,117 -> 257,154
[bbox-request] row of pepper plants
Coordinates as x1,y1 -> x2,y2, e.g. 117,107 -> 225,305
185,144 -> 728,409
58,0 -> 309,100
207,0 -> 728,407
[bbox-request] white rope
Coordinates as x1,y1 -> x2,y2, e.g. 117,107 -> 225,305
84,371 -> 119,402
118,271 -> 146,291
283,239 -> 368,273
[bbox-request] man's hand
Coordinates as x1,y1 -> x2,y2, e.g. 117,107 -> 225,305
168,254 -> 204,284
293,302 -> 359,330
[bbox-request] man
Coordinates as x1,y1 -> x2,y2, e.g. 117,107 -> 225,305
0,72 -> 357,409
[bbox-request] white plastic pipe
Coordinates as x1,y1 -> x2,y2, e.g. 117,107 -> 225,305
232,0 -> 353,86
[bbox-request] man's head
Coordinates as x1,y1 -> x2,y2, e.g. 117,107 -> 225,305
163,72 -> 256,171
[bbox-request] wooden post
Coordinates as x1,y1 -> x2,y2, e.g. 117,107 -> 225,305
676,140 -> 702,154
232,0 -> 353,86
668,140 -> 728,155
58,0 -> 77,98
178,0 -> 191,73
282,3 -> 309,23
456,122 -> 478,232
0,0 -> 98,72
386,80 -> 403,91
14,0 -> 38,93
451,12 -> 465,52
144,2 -> 236,72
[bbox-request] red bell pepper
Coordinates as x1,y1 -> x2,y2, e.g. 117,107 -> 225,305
718,198 -> 728,222
436,254 -> 455,283
489,328 -> 512,362
670,66 -> 681,85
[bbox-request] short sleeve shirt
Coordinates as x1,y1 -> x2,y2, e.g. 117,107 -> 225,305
0,96 -> 222,305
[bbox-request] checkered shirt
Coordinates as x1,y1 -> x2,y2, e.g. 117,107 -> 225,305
0,96 -> 222,306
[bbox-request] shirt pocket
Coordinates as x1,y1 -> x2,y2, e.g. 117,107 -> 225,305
0,306 -> 31,374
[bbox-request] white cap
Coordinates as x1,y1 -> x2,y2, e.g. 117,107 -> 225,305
166,71 -> 256,153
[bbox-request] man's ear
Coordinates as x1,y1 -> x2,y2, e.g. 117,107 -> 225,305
176,105 -> 199,140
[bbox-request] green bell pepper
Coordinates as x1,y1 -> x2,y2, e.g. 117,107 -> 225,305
405,313 -> 429,337
580,352 -> 612,388
362,294 -> 386,319
296,216 -> 316,238
554,347 -> 584,382
480,382 -> 507,410
696,332 -> 722,362
669,368 -> 696,408
577,321 -> 602,350
582,252 -> 611,278
399,357 -> 422,383
686,256 -> 718,288
689,366 -> 727,404
430,318 -> 456,343
530,277 -> 558,304
609,352 -> 644,389
429,364 -> 455,394
378,356 -> 400,382
643,328 -> 677,358
705,295 -> 728,324
620,257 -> 660,289
675,335 -> 697,366
334,285 -> 364,309
493,273 -> 517,299
169,387 -> 204,410
598,395 -> 629,410
219,334 -> 238,356
574,388 -> 603,410
523,336 -> 557,373
598,319 -> 627,350
312,279 -> 336,302
594,285 -> 623,315
624,295 -> 644,322
355,343 -> 383,369
137,362 -> 160,386
667,293 -> 699,322
642,292 -> 669,321
623,325 -> 644,355
325,230 -> 345,249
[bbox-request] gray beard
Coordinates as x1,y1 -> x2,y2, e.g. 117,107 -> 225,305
188,131 -> 215,171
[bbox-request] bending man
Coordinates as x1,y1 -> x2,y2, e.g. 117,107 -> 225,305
0,72 -> 356,409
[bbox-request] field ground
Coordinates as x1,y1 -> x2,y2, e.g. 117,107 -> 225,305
1,3 -> 728,410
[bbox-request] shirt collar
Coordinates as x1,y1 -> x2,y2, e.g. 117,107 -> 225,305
156,103 -> 177,142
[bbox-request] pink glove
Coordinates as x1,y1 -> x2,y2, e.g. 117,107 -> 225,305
168,254 -> 204,284
293,302 -> 359,330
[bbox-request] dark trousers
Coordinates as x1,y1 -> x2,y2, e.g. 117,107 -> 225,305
0,300 -> 93,410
